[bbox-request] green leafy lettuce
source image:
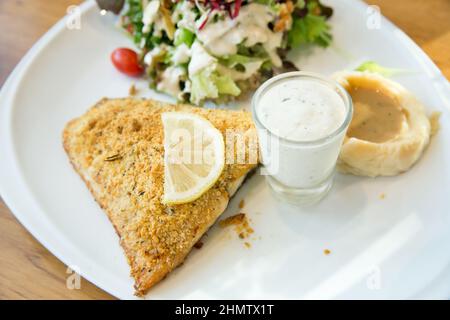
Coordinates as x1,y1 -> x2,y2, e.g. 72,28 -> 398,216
122,0 -> 167,49
288,14 -> 332,48
356,61 -> 406,77
219,54 -> 264,69
288,0 -> 333,48
174,28 -> 195,47
190,66 -> 241,104
122,0 -> 144,45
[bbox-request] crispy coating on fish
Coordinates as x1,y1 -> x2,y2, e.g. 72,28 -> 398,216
63,98 -> 257,296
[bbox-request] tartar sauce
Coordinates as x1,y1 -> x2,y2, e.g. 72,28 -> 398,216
257,79 -> 346,141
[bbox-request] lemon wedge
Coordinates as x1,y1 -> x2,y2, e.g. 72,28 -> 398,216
162,112 -> 225,204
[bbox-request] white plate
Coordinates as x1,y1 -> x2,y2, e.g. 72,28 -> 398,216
1,0 -> 450,299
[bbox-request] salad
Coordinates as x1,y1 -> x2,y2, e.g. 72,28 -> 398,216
101,0 -> 333,104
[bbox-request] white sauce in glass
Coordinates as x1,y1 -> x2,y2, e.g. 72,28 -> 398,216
254,75 -> 351,192
258,79 -> 347,141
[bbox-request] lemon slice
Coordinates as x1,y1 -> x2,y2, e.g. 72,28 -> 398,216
162,112 -> 225,204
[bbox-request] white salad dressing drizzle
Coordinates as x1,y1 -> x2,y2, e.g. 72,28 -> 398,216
157,66 -> 185,98
141,2 -> 286,100
172,1 -> 197,31
143,46 -> 165,66
188,41 -> 217,75
216,61 -> 264,81
142,0 -> 160,33
197,3 -> 283,67
171,43 -> 191,64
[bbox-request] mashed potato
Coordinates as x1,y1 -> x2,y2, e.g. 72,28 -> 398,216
333,71 -> 433,177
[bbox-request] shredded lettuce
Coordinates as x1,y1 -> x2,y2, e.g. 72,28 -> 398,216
237,43 -> 269,59
253,0 -> 276,5
190,66 -> 240,104
288,14 -> 332,48
119,0 -> 334,104
213,73 -> 241,96
219,54 -> 263,69
190,67 -> 218,104
296,0 -> 306,8
174,28 -> 195,47
253,0 -> 280,12
122,0 -> 144,45
356,61 -> 405,77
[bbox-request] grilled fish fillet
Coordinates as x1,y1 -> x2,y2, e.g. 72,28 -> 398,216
63,98 -> 258,296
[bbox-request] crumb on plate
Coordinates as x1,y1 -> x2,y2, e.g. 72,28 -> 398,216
219,213 -> 245,228
193,241 -> 203,249
219,213 -> 254,241
129,83 -> 138,96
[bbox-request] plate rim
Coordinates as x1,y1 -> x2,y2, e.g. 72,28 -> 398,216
0,0 -> 132,299
0,0 -> 449,299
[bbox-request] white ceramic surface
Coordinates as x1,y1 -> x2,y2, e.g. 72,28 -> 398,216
1,0 -> 450,299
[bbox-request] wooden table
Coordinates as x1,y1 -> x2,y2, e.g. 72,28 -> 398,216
0,0 -> 449,300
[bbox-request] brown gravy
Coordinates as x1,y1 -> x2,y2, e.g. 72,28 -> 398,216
346,79 -> 405,143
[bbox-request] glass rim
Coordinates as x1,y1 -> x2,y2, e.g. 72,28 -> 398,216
251,71 -> 353,146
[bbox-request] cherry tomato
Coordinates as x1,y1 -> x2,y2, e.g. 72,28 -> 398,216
111,48 -> 144,77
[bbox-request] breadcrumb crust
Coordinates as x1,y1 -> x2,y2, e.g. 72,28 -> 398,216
63,98 -> 258,296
